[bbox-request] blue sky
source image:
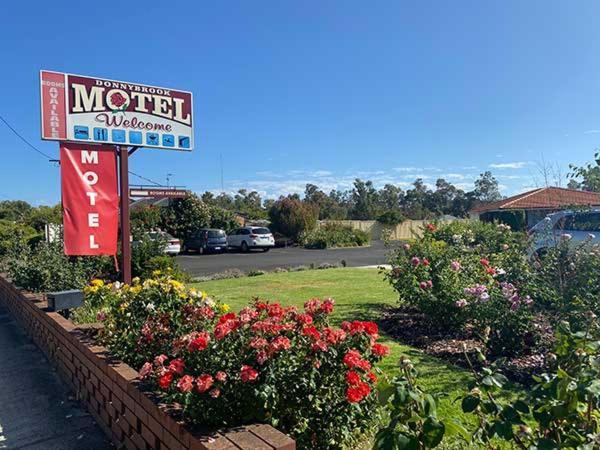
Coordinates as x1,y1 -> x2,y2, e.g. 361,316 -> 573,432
2,0 -> 600,204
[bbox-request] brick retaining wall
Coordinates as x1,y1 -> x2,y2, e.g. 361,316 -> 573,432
0,276 -> 295,450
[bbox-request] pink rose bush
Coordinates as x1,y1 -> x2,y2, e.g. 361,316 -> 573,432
84,273 -> 389,449
386,221 -> 540,356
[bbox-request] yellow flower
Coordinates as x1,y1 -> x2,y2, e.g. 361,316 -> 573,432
220,304 -> 230,313
130,285 -> 142,295
168,279 -> 185,291
119,302 -> 129,312
91,279 -> 104,287
152,270 -> 162,277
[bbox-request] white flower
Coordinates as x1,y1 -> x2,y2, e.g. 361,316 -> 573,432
145,303 -> 156,312
202,297 -> 216,307
561,233 -> 572,240
496,268 -> 506,275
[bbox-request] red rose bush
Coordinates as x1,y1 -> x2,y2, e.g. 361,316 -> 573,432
89,274 -> 389,449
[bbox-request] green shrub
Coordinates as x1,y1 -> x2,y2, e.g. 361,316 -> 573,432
0,219 -> 40,257
377,210 -> 405,226
301,223 -> 370,249
6,239 -> 114,292
208,206 -> 239,232
269,197 -> 318,241
459,318 -> 600,449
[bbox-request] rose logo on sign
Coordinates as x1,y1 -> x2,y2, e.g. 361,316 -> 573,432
108,91 -> 129,114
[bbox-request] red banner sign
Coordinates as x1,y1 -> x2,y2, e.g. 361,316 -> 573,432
60,143 -> 118,255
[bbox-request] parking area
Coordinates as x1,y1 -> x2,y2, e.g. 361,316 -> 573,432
176,240 -> 396,277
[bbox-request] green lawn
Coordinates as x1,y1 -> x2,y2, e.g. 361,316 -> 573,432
191,268 -> 476,428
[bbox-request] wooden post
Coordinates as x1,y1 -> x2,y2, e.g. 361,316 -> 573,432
118,146 -> 132,284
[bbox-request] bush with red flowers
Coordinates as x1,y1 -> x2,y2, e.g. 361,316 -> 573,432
94,279 -> 389,449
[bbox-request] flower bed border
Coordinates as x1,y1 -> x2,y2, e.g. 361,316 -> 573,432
0,275 -> 295,450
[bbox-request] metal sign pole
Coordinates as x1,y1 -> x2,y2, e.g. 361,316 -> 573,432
118,146 -> 132,284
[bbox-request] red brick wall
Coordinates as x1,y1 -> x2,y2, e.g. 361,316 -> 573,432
0,276 -> 295,450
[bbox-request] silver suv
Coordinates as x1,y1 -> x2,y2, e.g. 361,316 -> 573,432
529,209 -> 600,256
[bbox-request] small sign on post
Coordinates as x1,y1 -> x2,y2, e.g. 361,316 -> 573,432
129,188 -> 189,198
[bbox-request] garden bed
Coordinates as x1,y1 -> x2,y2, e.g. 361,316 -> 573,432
379,306 -> 552,383
0,275 -> 295,450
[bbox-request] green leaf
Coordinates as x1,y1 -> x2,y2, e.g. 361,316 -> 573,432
586,380 -> 600,396
378,384 -> 396,406
461,395 -> 480,413
423,417 -> 445,448
444,420 -> 470,441
373,429 -> 398,450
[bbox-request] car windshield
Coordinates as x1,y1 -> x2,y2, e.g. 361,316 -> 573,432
252,228 -> 271,235
208,230 -> 225,238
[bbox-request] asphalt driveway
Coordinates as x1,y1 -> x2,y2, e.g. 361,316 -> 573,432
176,240 -> 396,277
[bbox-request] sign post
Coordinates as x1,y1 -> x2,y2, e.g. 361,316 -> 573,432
118,146 -> 132,284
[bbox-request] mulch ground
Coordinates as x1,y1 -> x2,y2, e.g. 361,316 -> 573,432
379,306 -> 552,384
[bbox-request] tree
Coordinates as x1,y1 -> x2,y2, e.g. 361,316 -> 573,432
208,206 -> 238,232
268,197 -> 318,240
131,205 -> 163,238
569,152 -> 600,192
403,179 -> 433,219
350,179 -> 379,220
160,194 -> 211,239
474,171 -> 502,203
0,200 -> 32,221
378,184 -> 403,212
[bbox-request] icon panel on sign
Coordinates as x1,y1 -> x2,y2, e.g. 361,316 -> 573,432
74,126 -> 89,140
162,134 -> 175,147
178,136 -> 190,149
112,129 -> 126,143
93,127 -> 108,141
129,131 -> 142,145
146,133 -> 159,146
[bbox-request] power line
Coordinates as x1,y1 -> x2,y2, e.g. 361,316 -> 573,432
0,114 -> 163,186
0,115 -> 55,160
128,170 -> 162,186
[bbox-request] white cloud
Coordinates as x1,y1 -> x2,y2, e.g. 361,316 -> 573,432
489,162 -> 527,169
584,130 -> 600,134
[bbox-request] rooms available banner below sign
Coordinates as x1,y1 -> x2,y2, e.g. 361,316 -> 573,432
60,144 -> 119,255
41,70 -> 194,151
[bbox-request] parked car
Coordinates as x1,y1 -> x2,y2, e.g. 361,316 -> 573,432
529,209 -> 600,256
182,228 -> 227,254
227,227 -> 275,252
143,231 -> 181,256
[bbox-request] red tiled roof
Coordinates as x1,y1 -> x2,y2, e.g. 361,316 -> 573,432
471,187 -> 600,213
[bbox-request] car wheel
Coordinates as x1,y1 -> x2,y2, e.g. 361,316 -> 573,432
262,248 -> 270,252
241,241 -> 249,252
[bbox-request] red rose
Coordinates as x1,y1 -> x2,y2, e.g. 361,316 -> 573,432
304,298 -> 321,314
480,258 -> 490,267
346,381 -> 371,403
367,372 -> 378,383
250,336 -> 268,349
426,223 -> 437,232
302,325 -> 321,341
362,322 -> 379,337
343,349 -> 363,369
422,258 -> 430,266
188,332 -> 210,352
267,303 -> 285,318
311,340 -> 328,353
168,358 -> 185,375
320,298 -> 335,314
177,375 -> 194,393
215,371 -> 227,382
346,370 -> 361,385
270,336 -> 291,352
371,343 -> 391,357
158,372 -> 173,390
196,374 -> 214,393
110,92 -> 127,108
209,388 -> 221,398
240,365 -> 259,383
296,313 -> 313,325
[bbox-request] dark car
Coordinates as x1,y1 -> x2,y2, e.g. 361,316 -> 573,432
182,228 -> 227,254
